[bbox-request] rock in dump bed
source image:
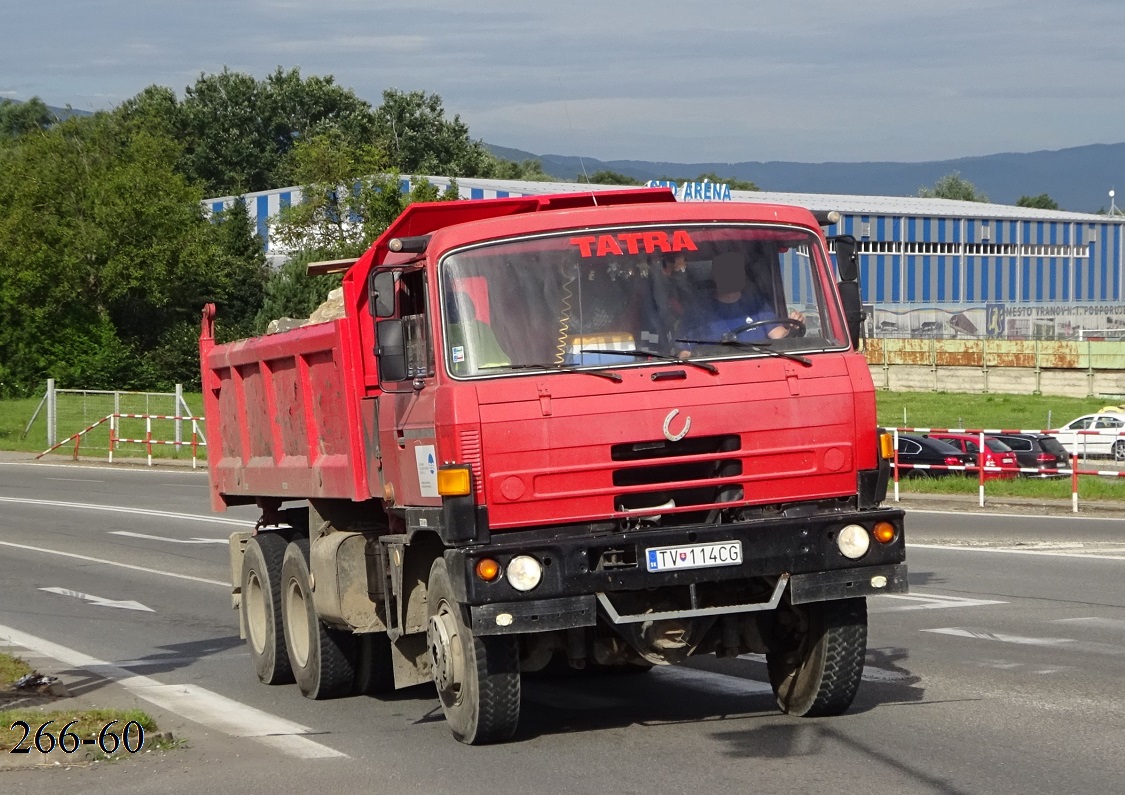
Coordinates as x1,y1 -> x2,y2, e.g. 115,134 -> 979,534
266,287 -> 345,334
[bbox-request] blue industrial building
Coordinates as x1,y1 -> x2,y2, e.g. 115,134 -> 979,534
206,177 -> 1125,339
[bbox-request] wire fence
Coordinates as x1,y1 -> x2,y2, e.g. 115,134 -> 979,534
24,380 -> 206,463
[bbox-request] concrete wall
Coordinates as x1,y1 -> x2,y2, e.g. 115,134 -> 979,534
864,339 -> 1125,398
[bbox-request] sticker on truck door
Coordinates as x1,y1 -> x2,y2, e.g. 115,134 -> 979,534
415,444 -> 439,498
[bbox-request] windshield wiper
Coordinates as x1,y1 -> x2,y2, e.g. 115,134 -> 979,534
579,348 -> 719,374
478,363 -> 623,382
674,339 -> 813,367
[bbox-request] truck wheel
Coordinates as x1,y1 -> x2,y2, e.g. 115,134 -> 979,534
354,633 -> 395,695
426,557 -> 520,744
766,597 -> 867,717
281,538 -> 356,699
241,533 -> 294,685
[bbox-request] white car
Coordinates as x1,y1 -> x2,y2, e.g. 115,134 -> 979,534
1049,413 -> 1125,460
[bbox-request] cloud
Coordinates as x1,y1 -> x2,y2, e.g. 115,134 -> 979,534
3,0 -> 1125,162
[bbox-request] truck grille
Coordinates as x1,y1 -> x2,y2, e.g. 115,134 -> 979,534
610,434 -> 743,514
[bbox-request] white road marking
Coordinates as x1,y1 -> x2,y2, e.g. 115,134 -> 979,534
39,586 -> 154,612
872,592 -> 1007,612
0,461 -> 204,475
923,627 -> 1125,656
0,495 -> 251,526
0,540 -> 227,587
905,508 -> 1125,523
45,477 -> 105,483
909,542 -> 1125,561
1051,617 -> 1125,630
0,624 -> 347,759
110,530 -> 228,545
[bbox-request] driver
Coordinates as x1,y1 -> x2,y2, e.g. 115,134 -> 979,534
676,251 -> 804,357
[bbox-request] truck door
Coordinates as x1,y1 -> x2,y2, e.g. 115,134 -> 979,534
376,269 -> 441,507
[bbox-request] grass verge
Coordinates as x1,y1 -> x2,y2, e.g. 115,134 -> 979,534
1,653 -> 174,757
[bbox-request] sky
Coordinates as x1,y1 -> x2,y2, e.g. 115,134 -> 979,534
5,1 -> 1125,165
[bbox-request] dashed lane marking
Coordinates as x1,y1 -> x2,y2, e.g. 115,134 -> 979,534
909,542 -> 1125,561
872,592 -> 1008,612
922,627 -> 1125,657
0,495 -> 251,526
0,540 -> 227,587
0,624 -> 347,760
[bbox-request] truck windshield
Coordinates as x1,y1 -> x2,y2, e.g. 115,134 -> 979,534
439,223 -> 844,378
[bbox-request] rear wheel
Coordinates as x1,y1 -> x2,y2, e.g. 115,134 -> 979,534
241,533 -> 294,685
281,538 -> 356,700
1114,440 -> 1125,462
427,557 -> 520,744
766,597 -> 867,717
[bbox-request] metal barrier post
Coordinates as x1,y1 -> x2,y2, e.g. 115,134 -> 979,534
978,431 -> 986,507
46,378 -> 56,447
175,384 -> 184,449
108,414 -> 115,463
1071,453 -> 1079,513
892,428 -> 900,502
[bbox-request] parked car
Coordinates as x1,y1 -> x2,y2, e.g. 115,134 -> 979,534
987,432 -> 1069,477
926,433 -> 1020,480
894,434 -> 975,478
1049,413 -> 1125,460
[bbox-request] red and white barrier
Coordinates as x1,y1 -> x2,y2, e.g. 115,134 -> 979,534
38,413 -> 207,468
889,426 -> 1125,513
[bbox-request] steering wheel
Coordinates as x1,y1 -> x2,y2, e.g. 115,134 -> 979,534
723,317 -> 806,340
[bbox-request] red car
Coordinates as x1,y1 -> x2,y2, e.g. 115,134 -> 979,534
926,433 -> 1019,480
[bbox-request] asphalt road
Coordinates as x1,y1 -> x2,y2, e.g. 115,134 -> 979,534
1,459 -> 1123,794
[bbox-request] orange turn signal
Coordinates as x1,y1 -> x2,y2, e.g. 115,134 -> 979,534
879,432 -> 895,460
475,558 -> 501,582
437,466 -> 472,496
873,521 -> 896,544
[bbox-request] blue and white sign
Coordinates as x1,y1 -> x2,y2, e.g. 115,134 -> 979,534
646,180 -> 732,202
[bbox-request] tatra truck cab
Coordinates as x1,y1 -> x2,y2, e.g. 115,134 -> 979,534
200,188 -> 906,745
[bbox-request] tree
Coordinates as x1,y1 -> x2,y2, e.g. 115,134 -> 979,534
694,171 -> 758,191
177,67 -> 378,196
262,128 -> 460,331
0,98 -> 56,139
484,156 -> 553,181
372,89 -> 492,177
0,110 -> 269,394
1016,193 -> 1059,210
918,171 -> 988,202
579,170 -> 641,185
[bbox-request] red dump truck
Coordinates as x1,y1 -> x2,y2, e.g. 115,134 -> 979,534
199,187 -> 907,745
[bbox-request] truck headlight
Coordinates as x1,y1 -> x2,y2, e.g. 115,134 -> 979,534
837,524 -> 870,559
506,555 -> 542,592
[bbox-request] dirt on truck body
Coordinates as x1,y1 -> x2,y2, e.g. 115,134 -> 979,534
199,188 -> 907,744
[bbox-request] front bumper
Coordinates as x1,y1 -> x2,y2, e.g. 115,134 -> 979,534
446,505 -> 906,610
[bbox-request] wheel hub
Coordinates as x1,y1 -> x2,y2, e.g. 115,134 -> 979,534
428,605 -> 461,699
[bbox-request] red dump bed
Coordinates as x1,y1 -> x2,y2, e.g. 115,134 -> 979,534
199,307 -> 370,511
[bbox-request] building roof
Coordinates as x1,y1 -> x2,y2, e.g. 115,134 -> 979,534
446,177 -> 1118,223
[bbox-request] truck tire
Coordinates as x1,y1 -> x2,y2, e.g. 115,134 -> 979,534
241,533 -> 294,685
426,557 -> 520,744
354,633 -> 395,695
280,538 -> 356,700
766,597 -> 867,717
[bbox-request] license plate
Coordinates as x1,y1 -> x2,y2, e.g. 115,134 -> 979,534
645,541 -> 743,573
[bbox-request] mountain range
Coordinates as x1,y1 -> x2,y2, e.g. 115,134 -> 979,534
485,142 -> 1125,214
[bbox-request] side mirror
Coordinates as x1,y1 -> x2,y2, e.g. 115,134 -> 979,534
837,280 -> 863,350
833,235 -> 859,282
370,271 -> 396,318
376,319 -> 408,381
